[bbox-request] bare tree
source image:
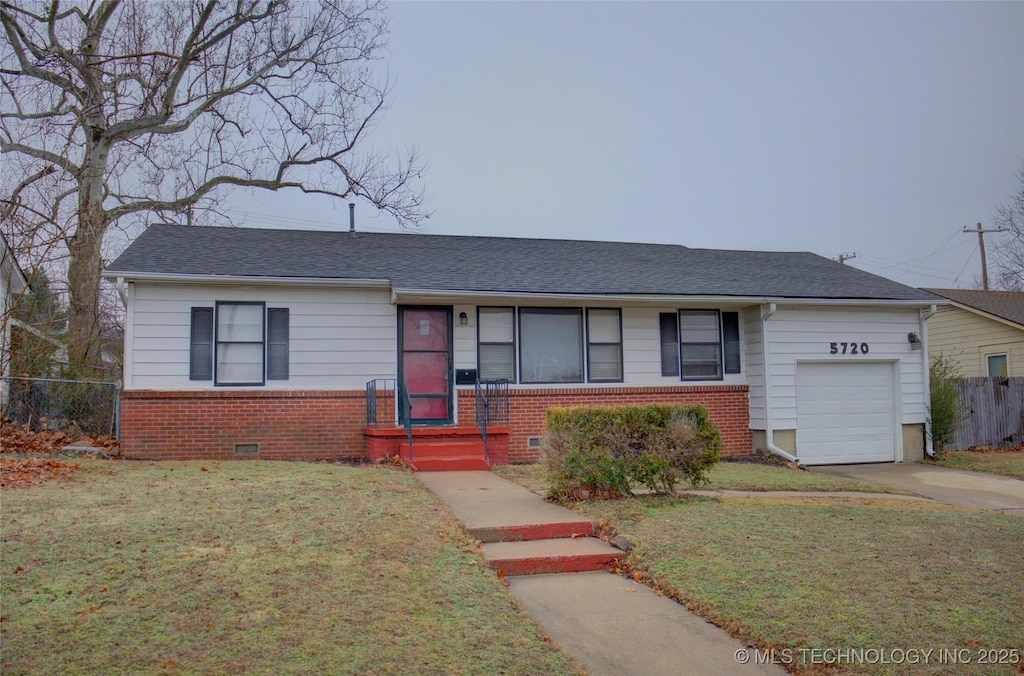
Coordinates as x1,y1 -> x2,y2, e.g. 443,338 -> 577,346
1,0 -> 427,369
991,161 -> 1024,291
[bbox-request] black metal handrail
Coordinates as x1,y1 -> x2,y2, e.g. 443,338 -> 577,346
399,380 -> 413,460
365,378 -> 396,427
475,379 -> 510,461
365,378 -> 414,459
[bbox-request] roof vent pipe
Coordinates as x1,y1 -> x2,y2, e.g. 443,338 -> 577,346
348,203 -> 356,235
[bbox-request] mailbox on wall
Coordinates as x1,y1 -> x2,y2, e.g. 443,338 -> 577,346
455,369 -> 478,385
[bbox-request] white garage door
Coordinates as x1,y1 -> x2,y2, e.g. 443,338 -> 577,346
796,362 -> 896,465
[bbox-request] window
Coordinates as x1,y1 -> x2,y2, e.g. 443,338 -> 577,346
478,307 -> 515,380
520,308 -> 583,383
587,308 -> 622,382
189,304 -> 289,385
659,310 -> 740,381
217,303 -> 265,385
987,353 -> 1009,377
679,310 -> 722,380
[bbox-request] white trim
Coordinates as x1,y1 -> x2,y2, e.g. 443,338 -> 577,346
101,270 -> 391,288
392,287 -> 943,308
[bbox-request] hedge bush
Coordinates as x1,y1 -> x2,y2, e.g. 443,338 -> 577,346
541,404 -> 721,500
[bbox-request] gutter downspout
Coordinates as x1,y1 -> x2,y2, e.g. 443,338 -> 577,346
920,304 -> 938,457
115,277 -> 128,308
761,303 -> 800,464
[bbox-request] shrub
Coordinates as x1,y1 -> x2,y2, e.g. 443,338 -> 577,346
541,404 -> 721,500
928,354 -> 968,453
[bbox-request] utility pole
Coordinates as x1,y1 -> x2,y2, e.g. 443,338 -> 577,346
962,222 -> 1007,290
836,252 -> 857,264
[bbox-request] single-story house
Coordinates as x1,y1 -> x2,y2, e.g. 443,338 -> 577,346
103,224 -> 943,467
922,288 -> 1024,378
1,232 -> 29,408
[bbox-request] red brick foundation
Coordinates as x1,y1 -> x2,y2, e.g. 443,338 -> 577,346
457,385 -> 751,464
121,384 -> 751,463
119,389 -> 367,460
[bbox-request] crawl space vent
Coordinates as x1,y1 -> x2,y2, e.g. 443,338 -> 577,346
234,442 -> 260,456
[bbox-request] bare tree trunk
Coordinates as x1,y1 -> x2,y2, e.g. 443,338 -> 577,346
66,216 -> 105,371
68,141 -> 110,370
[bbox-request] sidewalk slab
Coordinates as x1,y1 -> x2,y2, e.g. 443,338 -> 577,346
415,471 -> 593,542
484,537 -> 624,575
508,572 -> 785,676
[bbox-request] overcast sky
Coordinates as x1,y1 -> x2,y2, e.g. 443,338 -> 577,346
229,1 -> 1024,291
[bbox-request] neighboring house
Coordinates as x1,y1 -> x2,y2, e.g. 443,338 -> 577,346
922,288 -> 1024,378
1,232 -> 29,408
104,224 -> 942,466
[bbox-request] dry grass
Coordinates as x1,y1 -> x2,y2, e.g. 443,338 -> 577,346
926,449 -> 1024,480
1,459 -> 578,675
576,494 -> 1024,675
495,461 -> 916,495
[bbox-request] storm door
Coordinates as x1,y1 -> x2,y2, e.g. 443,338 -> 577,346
398,306 -> 453,424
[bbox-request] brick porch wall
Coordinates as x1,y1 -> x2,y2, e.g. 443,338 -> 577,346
119,389 -> 367,460
458,384 -> 751,464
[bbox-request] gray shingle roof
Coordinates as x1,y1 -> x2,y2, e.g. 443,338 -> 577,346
105,224 -> 940,301
923,288 -> 1024,327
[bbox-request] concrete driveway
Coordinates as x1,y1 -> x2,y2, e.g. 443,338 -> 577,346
813,463 -> 1024,515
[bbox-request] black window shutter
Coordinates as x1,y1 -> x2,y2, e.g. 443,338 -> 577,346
190,307 -> 213,380
723,311 -> 741,374
267,308 -> 289,380
659,312 -> 679,377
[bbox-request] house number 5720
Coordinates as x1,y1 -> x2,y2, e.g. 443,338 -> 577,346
830,342 -> 869,355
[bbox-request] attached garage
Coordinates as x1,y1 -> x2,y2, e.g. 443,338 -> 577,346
796,362 -> 898,465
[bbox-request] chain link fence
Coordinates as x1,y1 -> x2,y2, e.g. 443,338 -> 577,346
1,376 -> 120,438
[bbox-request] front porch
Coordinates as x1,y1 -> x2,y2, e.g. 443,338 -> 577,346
363,425 -> 512,470
364,378 -> 511,471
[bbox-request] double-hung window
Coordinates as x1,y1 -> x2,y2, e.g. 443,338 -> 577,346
586,309 -> 623,382
679,310 -> 722,380
659,310 -> 740,381
190,303 -> 289,385
478,307 -> 516,380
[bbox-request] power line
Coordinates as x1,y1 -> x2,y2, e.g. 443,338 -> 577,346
952,243 -> 980,287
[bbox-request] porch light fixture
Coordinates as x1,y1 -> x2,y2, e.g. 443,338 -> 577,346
907,331 -> 921,350
459,312 -> 468,326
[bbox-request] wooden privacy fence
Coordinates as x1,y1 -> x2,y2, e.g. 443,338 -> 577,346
951,377 -> 1024,450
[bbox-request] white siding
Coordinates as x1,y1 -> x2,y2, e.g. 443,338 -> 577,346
127,283 -> 396,390
743,307 -> 765,429
453,303 -> 477,370
765,306 -> 926,429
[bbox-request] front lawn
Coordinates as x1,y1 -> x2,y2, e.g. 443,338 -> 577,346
926,449 -> 1024,480
495,461 -> 915,495
576,494 -> 1024,674
0,459 -> 578,674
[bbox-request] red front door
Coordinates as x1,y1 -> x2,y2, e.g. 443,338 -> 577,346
398,307 -> 452,423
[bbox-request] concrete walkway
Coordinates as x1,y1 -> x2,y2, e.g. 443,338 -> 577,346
813,463 -> 1024,515
416,471 -> 784,675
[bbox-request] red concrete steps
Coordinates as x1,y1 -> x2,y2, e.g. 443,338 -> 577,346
484,537 -> 624,575
402,440 -> 490,472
